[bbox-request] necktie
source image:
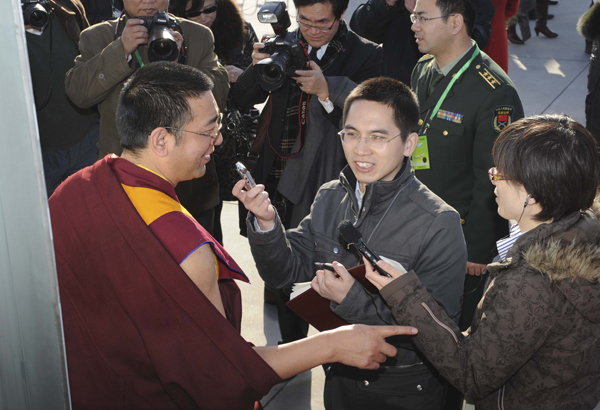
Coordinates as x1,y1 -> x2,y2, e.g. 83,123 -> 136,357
427,70 -> 445,99
309,46 -> 320,62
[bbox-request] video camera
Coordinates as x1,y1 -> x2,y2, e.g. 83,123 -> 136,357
254,1 -> 309,91
22,0 -> 49,31
137,12 -> 179,62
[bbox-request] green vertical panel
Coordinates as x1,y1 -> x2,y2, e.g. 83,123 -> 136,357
0,2 -> 70,410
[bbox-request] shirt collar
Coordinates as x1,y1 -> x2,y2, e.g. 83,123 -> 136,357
307,44 -> 329,60
433,40 -> 476,76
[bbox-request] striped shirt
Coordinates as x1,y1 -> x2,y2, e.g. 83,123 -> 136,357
496,223 -> 525,262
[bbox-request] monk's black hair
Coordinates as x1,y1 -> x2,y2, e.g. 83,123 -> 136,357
116,62 -> 213,153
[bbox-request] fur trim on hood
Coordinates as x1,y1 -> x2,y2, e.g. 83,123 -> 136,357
577,2 -> 600,41
523,203 -> 600,322
525,202 -> 600,282
524,237 -> 600,282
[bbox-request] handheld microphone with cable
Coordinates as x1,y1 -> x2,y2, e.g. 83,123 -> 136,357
337,220 -> 392,278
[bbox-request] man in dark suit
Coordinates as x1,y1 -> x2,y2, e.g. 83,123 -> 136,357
409,0 -> 524,329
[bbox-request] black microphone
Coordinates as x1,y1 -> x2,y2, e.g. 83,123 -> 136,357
337,220 -> 392,278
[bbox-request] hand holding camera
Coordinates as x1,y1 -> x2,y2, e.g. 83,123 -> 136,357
122,13 -> 182,62
292,60 -> 329,100
122,19 -> 148,56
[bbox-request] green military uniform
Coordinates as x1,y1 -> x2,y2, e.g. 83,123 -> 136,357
411,45 -> 524,327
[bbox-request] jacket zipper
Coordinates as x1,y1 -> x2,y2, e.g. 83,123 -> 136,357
497,384 -> 505,410
421,302 -> 462,347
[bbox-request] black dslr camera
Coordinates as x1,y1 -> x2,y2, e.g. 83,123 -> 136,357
137,12 -> 179,62
254,1 -> 309,91
22,0 -> 49,31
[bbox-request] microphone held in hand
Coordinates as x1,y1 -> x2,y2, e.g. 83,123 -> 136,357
337,220 -> 392,278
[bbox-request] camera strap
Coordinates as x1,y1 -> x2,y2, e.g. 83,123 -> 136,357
266,91 -> 310,160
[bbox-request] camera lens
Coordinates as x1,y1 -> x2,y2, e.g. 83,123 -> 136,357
147,27 -> 178,62
254,51 -> 291,91
24,3 -> 49,30
151,39 -> 174,58
263,65 -> 281,80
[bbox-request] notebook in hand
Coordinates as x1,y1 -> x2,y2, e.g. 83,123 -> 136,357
285,264 -> 379,332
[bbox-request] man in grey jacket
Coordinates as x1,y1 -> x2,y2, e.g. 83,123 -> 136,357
234,77 -> 467,410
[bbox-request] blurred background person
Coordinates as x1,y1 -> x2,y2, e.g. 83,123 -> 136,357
506,0 -> 534,44
350,0 -> 495,84
367,114 -> 600,410
578,0 -> 600,146
170,0 -> 259,244
484,0 -> 520,72
24,0 -> 100,197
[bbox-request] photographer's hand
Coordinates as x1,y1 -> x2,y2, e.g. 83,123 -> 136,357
170,30 -> 184,59
225,65 -> 244,82
121,18 -> 148,57
293,61 -> 329,101
251,43 -> 270,66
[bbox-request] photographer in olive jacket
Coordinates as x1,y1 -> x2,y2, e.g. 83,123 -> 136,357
64,0 -> 229,229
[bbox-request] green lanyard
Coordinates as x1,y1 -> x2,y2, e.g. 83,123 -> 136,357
422,45 -> 480,135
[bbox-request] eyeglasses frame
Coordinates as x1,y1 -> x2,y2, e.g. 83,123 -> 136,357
296,16 -> 337,32
163,113 -> 223,139
338,130 -> 402,149
488,167 -> 510,182
410,13 -> 456,25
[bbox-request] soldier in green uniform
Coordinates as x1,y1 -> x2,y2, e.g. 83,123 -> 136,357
409,0 -> 524,330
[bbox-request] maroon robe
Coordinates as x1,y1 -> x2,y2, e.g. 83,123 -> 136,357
49,157 -> 282,409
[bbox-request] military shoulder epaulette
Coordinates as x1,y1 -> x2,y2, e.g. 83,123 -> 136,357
474,62 -> 505,90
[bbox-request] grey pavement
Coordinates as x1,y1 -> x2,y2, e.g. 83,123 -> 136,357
225,0 -> 592,409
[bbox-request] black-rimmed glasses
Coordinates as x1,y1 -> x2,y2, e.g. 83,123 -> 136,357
296,16 -> 337,32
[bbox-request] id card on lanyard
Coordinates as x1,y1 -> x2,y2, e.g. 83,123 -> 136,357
412,46 -> 480,170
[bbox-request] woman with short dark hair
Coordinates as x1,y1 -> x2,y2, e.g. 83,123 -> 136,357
363,114 -> 600,410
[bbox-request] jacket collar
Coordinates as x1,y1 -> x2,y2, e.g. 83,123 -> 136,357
340,157 -> 415,225
418,44 -> 479,114
487,205 -> 600,282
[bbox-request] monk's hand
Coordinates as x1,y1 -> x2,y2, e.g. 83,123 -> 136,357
311,261 -> 355,304
466,261 -> 487,276
292,61 -> 329,100
365,257 -> 403,290
327,324 -> 417,370
232,180 -> 276,231
121,18 -> 148,57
